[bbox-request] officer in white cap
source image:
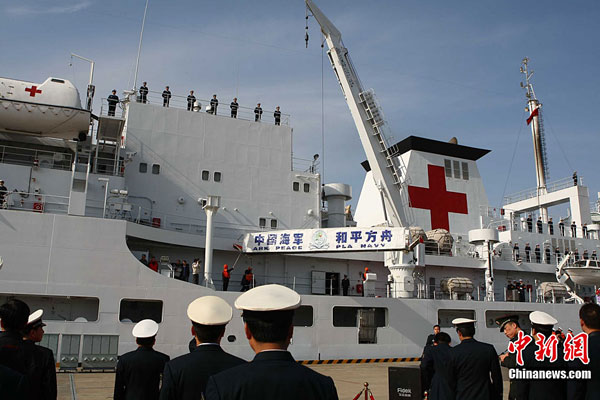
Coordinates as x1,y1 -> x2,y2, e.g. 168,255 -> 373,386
159,296 -> 245,400
516,311 -> 566,400
23,309 -> 57,400
114,319 -> 169,400
448,318 -> 503,400
205,284 -> 339,400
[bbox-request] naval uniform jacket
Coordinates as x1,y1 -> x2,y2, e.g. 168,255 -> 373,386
205,350 -> 338,400
0,331 -> 33,375
500,334 -> 520,400
515,339 -> 566,400
570,331 -> 600,400
160,344 -> 245,400
24,340 -> 57,400
0,364 -> 27,400
420,343 -> 454,400
449,338 -> 503,400
114,346 -> 170,400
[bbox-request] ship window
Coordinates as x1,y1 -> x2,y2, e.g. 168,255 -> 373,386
214,172 -> 222,182
51,78 -> 65,83
444,159 -> 452,177
438,309 -> 475,328
259,218 -> 266,228
304,183 -> 310,193
0,294 -> 99,322
119,299 -> 163,323
293,306 -> 314,327
139,163 -> 147,173
152,164 -> 160,174
453,160 -> 460,179
333,307 -> 387,327
462,162 -> 469,180
202,170 -> 210,181
293,182 -> 300,191
484,310 -> 532,330
271,219 -> 278,229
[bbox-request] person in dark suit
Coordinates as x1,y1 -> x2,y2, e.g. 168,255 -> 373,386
107,90 -> 119,116
516,311 -> 566,400
160,296 -> 245,399
421,332 -> 453,400
205,284 -> 339,400
449,318 -> 503,400
495,315 -> 523,400
139,82 -> 149,103
114,319 -> 170,400
341,275 -> 350,296
0,363 -> 27,399
570,303 -> 600,399
162,86 -> 171,107
424,324 -> 441,348
23,309 -> 57,400
0,299 -> 33,376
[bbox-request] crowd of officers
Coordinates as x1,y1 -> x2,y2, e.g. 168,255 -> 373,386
106,83 -> 283,125
420,303 -> 600,400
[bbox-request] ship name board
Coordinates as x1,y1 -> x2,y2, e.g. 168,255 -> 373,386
242,227 -> 408,253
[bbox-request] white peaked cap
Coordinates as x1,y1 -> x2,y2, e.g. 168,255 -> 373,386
234,284 -> 301,311
529,311 -> 558,326
132,319 -> 159,338
28,309 -> 44,325
187,296 -> 233,325
452,318 -> 476,325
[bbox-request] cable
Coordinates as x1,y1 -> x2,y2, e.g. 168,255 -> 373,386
321,38 -> 325,184
542,114 -> 575,173
500,110 -> 527,206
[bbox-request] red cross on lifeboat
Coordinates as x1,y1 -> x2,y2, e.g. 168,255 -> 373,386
407,165 -> 468,231
25,85 -> 42,97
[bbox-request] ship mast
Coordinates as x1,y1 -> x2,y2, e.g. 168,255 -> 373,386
520,57 -> 549,221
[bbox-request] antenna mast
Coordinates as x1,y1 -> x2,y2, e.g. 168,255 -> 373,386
133,0 -> 149,92
520,57 -> 549,221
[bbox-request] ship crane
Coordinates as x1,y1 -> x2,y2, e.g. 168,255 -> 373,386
305,0 -> 420,298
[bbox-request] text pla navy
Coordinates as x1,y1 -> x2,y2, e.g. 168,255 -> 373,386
242,227 -> 410,253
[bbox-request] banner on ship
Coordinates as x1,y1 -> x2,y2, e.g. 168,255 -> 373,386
242,227 -> 409,253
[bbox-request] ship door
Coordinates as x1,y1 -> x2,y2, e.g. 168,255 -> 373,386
325,272 -> 340,295
358,308 -> 377,344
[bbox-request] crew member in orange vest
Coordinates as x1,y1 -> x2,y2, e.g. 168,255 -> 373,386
222,264 -> 234,291
362,267 -> 369,281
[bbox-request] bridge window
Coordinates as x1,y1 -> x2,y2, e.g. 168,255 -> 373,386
461,162 -> 469,180
202,170 -> 210,181
444,159 -> 452,177
453,160 -> 460,179
152,164 -> 160,174
271,219 -> 278,229
139,163 -> 147,173
303,183 -> 310,193
214,172 -> 222,182
259,218 -> 266,228
293,182 -> 300,191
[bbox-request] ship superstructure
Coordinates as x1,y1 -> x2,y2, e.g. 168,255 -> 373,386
0,0 -> 598,370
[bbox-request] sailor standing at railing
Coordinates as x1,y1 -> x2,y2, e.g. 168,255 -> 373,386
0,180 -> 7,206
139,82 -> 149,103
187,91 -> 196,111
162,86 -> 171,107
210,95 -> 219,115
230,98 -> 239,118
274,106 -> 281,125
107,90 -> 119,116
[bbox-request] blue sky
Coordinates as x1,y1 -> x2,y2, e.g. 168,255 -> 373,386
3,0 -> 600,211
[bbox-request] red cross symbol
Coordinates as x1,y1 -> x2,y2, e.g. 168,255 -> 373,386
25,86 -> 42,97
407,165 -> 468,231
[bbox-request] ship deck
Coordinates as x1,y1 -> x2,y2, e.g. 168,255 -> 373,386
56,362 -> 511,400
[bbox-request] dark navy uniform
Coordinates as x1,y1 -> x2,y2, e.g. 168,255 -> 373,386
162,90 -> 171,107
160,344 -> 245,400
254,106 -> 262,122
230,101 -> 238,118
274,109 -> 281,125
114,346 -> 170,400
24,340 -> 57,400
107,93 -> 119,116
0,364 -> 27,400
187,94 -> 196,111
515,340 -> 566,400
424,333 -> 435,348
421,343 -> 454,400
0,331 -> 33,375
449,338 -> 503,400
205,350 -> 338,400
210,98 -> 219,115
139,85 -> 149,103
500,336 -> 518,400
570,331 -> 600,400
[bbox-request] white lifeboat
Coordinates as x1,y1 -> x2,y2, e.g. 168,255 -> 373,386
564,260 -> 600,286
0,77 -> 90,141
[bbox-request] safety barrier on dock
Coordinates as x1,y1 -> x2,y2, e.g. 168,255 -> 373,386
298,357 -> 420,365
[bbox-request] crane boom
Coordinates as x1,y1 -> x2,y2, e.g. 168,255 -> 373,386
306,0 -> 408,228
